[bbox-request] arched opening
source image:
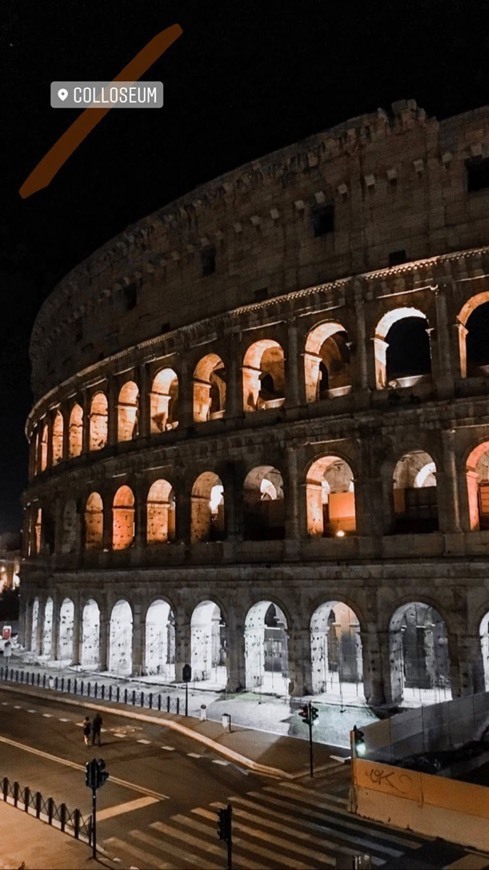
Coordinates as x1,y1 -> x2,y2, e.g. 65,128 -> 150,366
191,601 -> 226,687
193,354 -> 227,422
147,480 -> 176,543
310,602 -> 363,698
112,486 -> 135,550
145,599 -> 175,678
118,381 -> 139,441
245,601 -> 288,694
81,599 -> 100,668
191,472 -> 225,542
457,292 -> 489,378
466,442 -> 489,530
374,308 -> 431,389
52,410 -> 64,465
243,466 -> 285,540
389,603 -> 451,705
306,456 -> 356,536
393,450 -> 438,533
39,422 -> 48,471
61,499 -> 78,553
30,598 -> 40,652
89,393 -> 108,451
85,493 -> 104,549
68,404 -> 83,458
304,322 -> 352,402
41,597 -> 53,657
150,369 -> 179,432
109,599 -> 133,675
58,598 -> 75,662
242,340 -> 285,411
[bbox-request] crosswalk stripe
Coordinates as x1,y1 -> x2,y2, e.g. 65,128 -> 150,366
161,745 -> 175,751
187,752 -> 201,758
134,826 -> 221,869
150,818 -> 225,857
212,759 -> 229,766
136,739 -> 151,744
170,815 -> 266,870
97,796 -> 159,821
273,781 -> 349,805
104,835 -> 176,869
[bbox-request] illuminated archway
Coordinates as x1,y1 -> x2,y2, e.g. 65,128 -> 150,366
374,307 -> 431,389
58,598 -> 75,661
242,340 -> 285,411
89,393 -> 108,451
52,410 -> 64,465
245,601 -> 288,694
466,442 -> 489,530
109,599 -> 133,675
306,456 -> 355,536
84,493 -> 103,549
112,486 -> 135,550
389,602 -> 450,705
191,472 -> 225,542
193,354 -> 226,422
150,369 -> 179,432
145,599 -> 175,678
191,600 -> 226,687
393,450 -> 438,533
147,480 -> 176,543
68,404 -> 83,458
310,602 -> 363,697
243,466 -> 285,539
118,381 -> 139,441
81,599 -> 100,668
304,322 -> 352,401
457,292 -> 489,378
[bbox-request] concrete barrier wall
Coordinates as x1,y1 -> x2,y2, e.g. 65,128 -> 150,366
352,757 -> 489,851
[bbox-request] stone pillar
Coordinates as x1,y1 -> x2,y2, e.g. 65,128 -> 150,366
174,613 -> 191,681
361,628 -> 390,706
134,484 -> 146,549
132,604 -> 144,676
62,409 -> 69,462
71,598 -> 81,665
176,487 -> 191,546
35,598 -> 45,656
23,599 -> 33,652
51,599 -> 60,661
18,600 -> 27,650
454,320 -> 467,380
284,447 -> 299,540
285,321 -> 300,408
371,337 -> 388,390
178,355 -> 194,428
225,333 -> 241,419
107,379 -> 118,445
353,283 -> 369,391
98,615 -> 109,671
431,285 -> 454,396
102,492 -> 112,550
81,390 -> 90,455
449,632 -> 484,698
440,429 -> 461,532
138,363 -> 150,438
46,414 -> 54,470
287,627 -> 312,696
225,608 -> 246,691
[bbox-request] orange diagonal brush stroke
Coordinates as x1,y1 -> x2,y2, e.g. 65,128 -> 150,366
19,23 -> 183,199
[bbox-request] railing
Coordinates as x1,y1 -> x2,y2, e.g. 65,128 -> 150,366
1,774 -> 91,841
0,666 -> 183,713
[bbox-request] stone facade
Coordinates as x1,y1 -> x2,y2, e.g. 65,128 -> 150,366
21,100 -> 489,706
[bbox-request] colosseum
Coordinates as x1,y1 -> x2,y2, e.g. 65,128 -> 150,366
20,99 -> 489,710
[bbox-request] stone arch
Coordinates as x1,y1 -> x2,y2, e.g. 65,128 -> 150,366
310,601 -> 363,697
112,485 -> 135,550
52,410 -> 64,465
389,601 -> 451,705
68,403 -> 83,458
61,499 -> 78,553
374,307 -> 431,389
39,421 -> 48,471
191,472 -> 225,542
392,450 -> 438,533
118,381 -> 139,441
150,368 -> 179,432
85,493 -> 104,549
242,339 -> 285,411
457,292 -> 489,378
58,597 -> 75,661
193,353 -> 227,422
244,600 -> 288,694
191,600 -> 226,687
89,392 -> 108,451
41,596 -> 53,656
304,321 -> 352,402
81,599 -> 100,668
243,465 -> 285,540
109,599 -> 133,675
144,599 -> 175,678
466,441 -> 489,531
147,480 -> 176,543
305,455 -> 356,536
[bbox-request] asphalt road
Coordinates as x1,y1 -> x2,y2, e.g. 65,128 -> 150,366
0,687 -> 265,842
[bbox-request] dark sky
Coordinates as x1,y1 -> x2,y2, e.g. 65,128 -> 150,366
1,0 -> 487,530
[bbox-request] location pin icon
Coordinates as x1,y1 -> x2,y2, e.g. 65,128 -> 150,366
57,88 -> 68,101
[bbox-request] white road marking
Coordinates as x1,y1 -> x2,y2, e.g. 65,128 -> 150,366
137,739 -> 151,745
1,702 -> 9,705
58,718 -> 69,722
13,705 -> 21,709
161,745 -> 175,751
96,796 -> 159,821
212,759 -> 229,766
187,752 -> 201,758
42,713 -> 53,718
27,709 -> 36,713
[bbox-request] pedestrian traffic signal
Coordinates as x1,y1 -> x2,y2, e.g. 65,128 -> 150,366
217,804 -> 232,841
310,705 -> 319,722
298,704 -> 311,724
95,758 -> 109,788
85,759 -> 96,789
353,725 -> 366,757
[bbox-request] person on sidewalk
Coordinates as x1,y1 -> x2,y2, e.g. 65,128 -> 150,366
83,716 -> 91,746
91,712 -> 103,746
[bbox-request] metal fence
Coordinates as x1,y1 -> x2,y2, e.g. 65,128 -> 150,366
1,774 -> 91,841
0,666 -> 183,713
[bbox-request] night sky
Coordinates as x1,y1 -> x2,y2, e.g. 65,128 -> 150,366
1,0 -> 487,530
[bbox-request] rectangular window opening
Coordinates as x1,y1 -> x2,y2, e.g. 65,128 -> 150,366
466,157 -> 489,193
123,284 -> 138,311
201,246 -> 216,277
388,249 -> 407,267
311,204 -> 335,237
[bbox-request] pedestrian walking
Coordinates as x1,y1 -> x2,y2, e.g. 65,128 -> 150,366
92,712 -> 103,746
83,716 -> 91,746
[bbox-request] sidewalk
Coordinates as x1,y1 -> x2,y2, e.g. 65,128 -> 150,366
0,799 -> 96,870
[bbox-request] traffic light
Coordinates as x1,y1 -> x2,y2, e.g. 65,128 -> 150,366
310,705 -> 319,723
298,704 -> 311,724
85,759 -> 96,789
95,758 -> 109,788
217,805 -> 232,842
353,725 -> 366,757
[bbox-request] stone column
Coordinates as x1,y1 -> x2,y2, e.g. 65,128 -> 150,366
62,408 -> 70,462
284,447 -> 300,540
102,491 -> 112,550
138,363 -> 150,438
98,615 -> 109,671
71,597 -> 81,665
285,321 -> 300,408
81,390 -> 90,455
440,429 -> 461,532
361,628 -> 390,706
107,379 -> 118,445
132,603 -> 144,676
287,627 -> 312,696
23,599 -> 33,652
353,282 -> 369,391
174,612 -> 191,681
225,333 -> 241,419
178,355 -> 194,428
51,598 -> 60,661
431,285 -> 454,396
176,487 -> 191,546
46,414 -> 54,469
134,484 -> 146,549
225,608 -> 246,692
35,598 -> 45,656
449,632 -> 485,697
